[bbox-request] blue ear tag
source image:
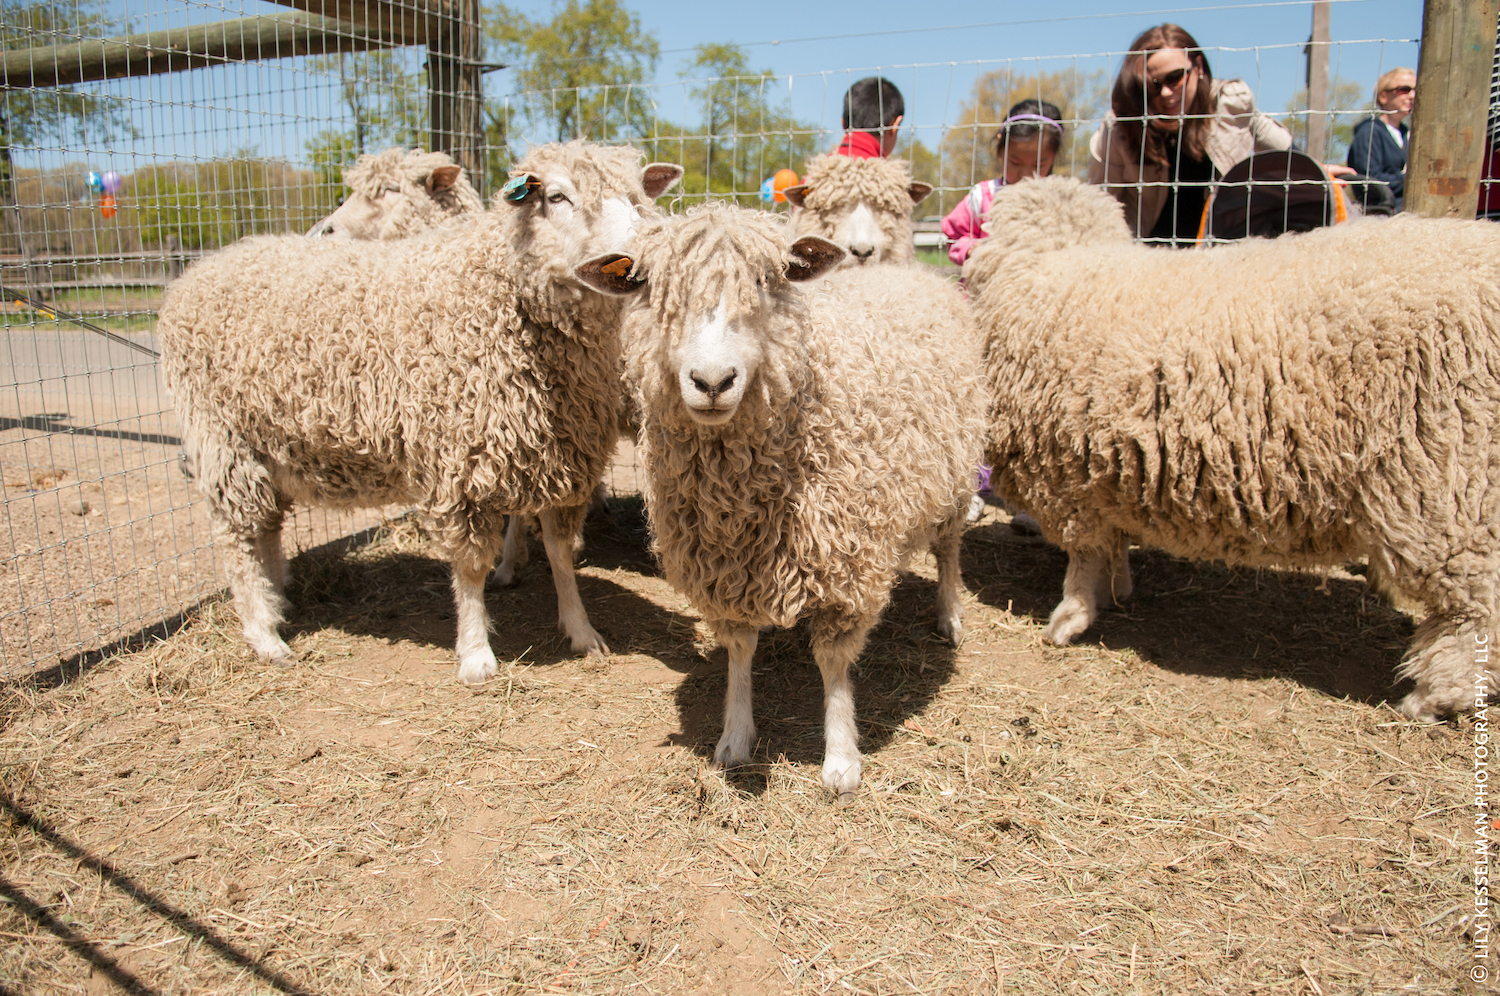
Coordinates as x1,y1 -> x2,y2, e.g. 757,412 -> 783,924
502,174 -> 538,202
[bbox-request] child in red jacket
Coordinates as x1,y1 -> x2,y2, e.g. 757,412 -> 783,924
832,77 -> 904,158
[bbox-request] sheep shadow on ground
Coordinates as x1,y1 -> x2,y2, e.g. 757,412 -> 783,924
669,573 -> 962,797
961,520 -> 1416,709
281,498 -> 691,671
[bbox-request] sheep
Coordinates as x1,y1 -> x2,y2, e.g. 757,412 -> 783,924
784,153 -> 932,265
305,148 -> 485,240
576,202 -> 986,798
965,175 -> 1500,720
158,141 -> 684,685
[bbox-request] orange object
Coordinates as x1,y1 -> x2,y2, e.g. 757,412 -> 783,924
100,194 -> 117,218
771,168 -> 799,203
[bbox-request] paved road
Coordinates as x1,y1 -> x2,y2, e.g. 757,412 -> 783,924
2,328 -> 165,400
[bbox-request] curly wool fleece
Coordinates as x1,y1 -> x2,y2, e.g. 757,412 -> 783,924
340,148 -> 485,239
790,153 -> 923,265
624,204 -> 985,630
966,175 -> 1500,719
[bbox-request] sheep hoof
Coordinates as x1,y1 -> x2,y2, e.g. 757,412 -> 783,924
936,613 -> 963,647
571,629 -> 611,658
492,564 -> 520,588
1397,689 -> 1445,723
713,730 -> 756,769
821,757 -> 862,798
266,645 -> 298,667
1042,601 -> 1092,645
457,652 -> 499,686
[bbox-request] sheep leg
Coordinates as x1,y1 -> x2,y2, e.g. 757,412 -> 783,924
1043,546 -> 1112,645
452,557 -> 499,685
200,448 -> 294,665
1398,612 -> 1497,721
1093,532 -> 1133,607
932,513 -> 966,646
811,610 -> 874,800
712,620 -> 759,769
538,505 -> 610,657
492,515 -> 530,587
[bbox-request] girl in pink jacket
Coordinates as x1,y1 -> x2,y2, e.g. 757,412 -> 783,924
941,99 -> 1065,266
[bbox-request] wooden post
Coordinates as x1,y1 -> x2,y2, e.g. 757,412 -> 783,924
427,0 -> 483,180
1306,2 -> 1331,161
1405,0 -> 1500,217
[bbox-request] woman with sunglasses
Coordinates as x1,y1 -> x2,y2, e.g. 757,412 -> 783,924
1087,23 -> 1291,246
1347,68 -> 1415,211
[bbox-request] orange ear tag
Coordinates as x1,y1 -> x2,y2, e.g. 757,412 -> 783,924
601,257 -> 632,277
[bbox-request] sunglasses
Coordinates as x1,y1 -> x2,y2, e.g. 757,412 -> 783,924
1382,84 -> 1415,95
1145,65 -> 1193,94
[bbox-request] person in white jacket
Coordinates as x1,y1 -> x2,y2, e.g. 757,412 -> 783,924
1087,23 -> 1292,245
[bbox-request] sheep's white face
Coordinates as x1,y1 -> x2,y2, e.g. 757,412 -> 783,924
830,201 -> 888,265
673,293 -> 767,425
538,176 -> 644,265
306,185 -> 403,240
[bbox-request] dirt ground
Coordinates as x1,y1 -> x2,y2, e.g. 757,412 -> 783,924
0,475 -> 1492,994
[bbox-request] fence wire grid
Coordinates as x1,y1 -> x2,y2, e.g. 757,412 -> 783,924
0,0 -> 1480,676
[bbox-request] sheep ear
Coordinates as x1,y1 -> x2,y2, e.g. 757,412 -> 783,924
642,163 -> 684,199
782,184 -> 808,209
500,173 -> 542,204
427,165 -> 463,193
576,253 -> 645,296
786,236 -> 845,282
907,182 -> 934,205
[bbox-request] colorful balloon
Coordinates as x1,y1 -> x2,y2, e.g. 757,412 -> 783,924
100,194 -> 117,219
101,170 -> 123,194
758,167 -> 800,204
86,170 -> 104,195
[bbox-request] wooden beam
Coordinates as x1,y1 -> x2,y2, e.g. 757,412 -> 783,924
1305,1 -> 1331,162
260,0 -> 456,49
1,12 -> 402,89
1405,0 -> 1500,217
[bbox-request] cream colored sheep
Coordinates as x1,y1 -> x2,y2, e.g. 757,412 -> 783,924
577,203 -> 985,799
306,148 -> 484,240
784,154 -> 932,265
159,142 -> 683,684
966,175 -> 1500,720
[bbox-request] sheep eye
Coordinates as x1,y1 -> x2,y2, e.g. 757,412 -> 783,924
547,191 -> 569,204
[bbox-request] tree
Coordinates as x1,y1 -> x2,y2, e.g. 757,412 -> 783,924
652,43 -> 820,206
486,0 -> 659,144
937,67 -> 1110,215
303,51 -> 427,194
1,0 -> 136,247
1284,77 -> 1370,164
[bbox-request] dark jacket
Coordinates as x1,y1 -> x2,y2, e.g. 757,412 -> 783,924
1347,116 -> 1408,209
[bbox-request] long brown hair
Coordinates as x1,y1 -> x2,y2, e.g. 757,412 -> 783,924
1110,24 -> 1215,167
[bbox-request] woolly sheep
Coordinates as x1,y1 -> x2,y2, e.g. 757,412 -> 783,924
306,148 -> 484,241
159,141 -> 684,684
784,154 -> 932,265
965,175 -> 1500,720
576,203 -> 986,798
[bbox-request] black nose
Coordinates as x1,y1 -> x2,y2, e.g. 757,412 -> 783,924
690,370 -> 737,399
849,246 -> 874,260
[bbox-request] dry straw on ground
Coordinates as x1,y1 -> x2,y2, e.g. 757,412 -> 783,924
0,496 -> 1489,995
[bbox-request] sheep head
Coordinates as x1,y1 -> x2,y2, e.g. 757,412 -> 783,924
576,203 -> 844,428
500,142 -> 684,278
306,149 -> 482,240
785,154 -> 931,266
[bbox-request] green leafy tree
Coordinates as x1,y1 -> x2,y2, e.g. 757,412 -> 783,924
937,67 -> 1110,215
303,51 -> 427,197
486,0 -> 659,143
1,0 -> 136,247
654,43 -> 819,206
1284,77 -> 1370,164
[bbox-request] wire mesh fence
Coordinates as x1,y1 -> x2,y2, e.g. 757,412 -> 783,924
0,0 -> 1461,676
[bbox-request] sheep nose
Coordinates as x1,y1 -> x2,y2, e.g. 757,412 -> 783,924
849,245 -> 874,261
690,370 -> 737,399
307,222 -> 332,239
